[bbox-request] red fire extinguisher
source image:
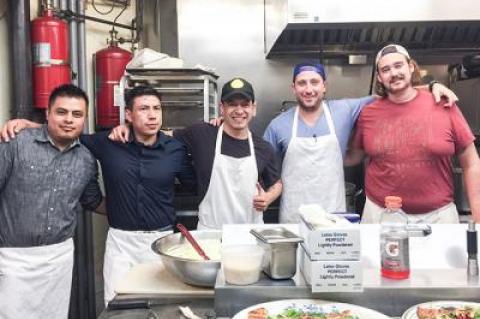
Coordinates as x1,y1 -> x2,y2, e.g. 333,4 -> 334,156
94,42 -> 132,129
31,10 -> 71,109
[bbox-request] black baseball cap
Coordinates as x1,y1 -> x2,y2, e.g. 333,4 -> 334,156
221,78 -> 255,102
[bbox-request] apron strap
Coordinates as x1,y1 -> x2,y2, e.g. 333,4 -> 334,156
215,124 -> 224,155
292,102 -> 337,140
322,102 -> 337,138
292,107 -> 300,142
247,130 -> 255,157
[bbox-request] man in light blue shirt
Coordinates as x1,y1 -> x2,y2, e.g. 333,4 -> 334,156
264,95 -> 374,159
264,61 -> 456,223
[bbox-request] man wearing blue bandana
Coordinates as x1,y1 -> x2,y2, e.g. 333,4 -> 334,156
264,61 -> 457,223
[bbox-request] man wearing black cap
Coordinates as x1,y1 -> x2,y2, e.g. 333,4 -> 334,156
171,78 -> 282,229
108,78 -> 282,229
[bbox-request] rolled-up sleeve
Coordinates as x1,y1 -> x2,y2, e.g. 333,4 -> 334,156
79,162 -> 103,211
0,141 -> 14,190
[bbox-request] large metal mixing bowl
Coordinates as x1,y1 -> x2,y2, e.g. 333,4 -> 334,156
151,230 -> 222,287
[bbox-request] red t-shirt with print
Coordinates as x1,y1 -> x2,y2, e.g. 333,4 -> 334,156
352,90 -> 474,213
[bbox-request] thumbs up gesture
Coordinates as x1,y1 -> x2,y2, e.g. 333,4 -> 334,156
253,182 -> 269,212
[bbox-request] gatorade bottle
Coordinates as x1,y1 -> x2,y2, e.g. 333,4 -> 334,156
380,196 -> 410,279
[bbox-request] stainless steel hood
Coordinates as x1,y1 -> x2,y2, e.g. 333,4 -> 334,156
265,0 -> 480,64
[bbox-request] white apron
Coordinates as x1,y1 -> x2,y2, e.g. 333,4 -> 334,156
197,124 -> 262,229
103,227 -> 172,306
361,196 -> 460,224
280,103 -> 346,223
0,238 -> 74,319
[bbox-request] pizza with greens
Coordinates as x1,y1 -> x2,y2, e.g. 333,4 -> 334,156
247,306 -> 360,319
416,305 -> 480,319
236,300 -> 390,319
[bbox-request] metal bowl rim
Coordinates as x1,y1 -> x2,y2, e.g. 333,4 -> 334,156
151,230 -> 222,264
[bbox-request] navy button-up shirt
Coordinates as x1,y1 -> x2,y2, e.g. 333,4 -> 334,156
0,126 -> 102,247
81,131 -> 196,231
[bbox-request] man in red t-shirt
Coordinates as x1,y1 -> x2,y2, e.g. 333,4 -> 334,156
346,44 -> 480,223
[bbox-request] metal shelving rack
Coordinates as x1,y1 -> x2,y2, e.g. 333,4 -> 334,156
118,68 -> 219,128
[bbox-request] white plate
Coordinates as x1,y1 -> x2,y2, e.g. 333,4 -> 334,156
402,300 -> 480,319
232,299 -> 391,319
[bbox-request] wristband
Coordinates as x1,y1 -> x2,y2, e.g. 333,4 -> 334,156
428,80 -> 440,92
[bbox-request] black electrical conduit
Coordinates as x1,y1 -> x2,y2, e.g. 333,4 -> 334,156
58,9 -> 136,30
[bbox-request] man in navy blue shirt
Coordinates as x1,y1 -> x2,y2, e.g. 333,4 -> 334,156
82,86 -> 196,305
2,85 -> 196,306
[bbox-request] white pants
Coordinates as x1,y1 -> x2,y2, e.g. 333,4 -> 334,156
361,197 -> 460,224
103,227 -> 171,306
0,239 -> 74,319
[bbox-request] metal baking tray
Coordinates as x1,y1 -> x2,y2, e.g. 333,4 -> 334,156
250,227 -> 303,244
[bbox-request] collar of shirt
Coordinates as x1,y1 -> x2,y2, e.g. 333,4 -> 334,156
127,130 -> 169,149
34,124 -> 81,151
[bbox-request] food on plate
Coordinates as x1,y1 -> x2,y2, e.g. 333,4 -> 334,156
247,307 -> 268,319
245,306 -> 359,319
164,238 -> 221,261
416,304 -> 480,319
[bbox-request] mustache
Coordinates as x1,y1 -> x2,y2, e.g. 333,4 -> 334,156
389,75 -> 405,83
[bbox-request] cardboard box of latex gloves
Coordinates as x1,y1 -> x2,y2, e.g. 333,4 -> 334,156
299,204 -> 361,261
300,243 -> 363,293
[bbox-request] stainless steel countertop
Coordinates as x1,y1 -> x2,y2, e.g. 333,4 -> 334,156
215,268 -> 480,317
98,268 -> 479,318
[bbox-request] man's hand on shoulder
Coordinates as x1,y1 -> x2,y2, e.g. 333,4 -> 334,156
430,82 -> 458,108
208,117 -> 223,127
108,124 -> 130,143
0,119 -> 41,142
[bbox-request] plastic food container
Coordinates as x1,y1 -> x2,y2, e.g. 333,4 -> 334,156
221,244 -> 264,285
250,227 -> 304,279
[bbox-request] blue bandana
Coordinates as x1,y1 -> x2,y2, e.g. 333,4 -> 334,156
293,63 -> 326,81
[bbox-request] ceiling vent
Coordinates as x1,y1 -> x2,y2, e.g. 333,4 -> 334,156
265,0 -> 480,64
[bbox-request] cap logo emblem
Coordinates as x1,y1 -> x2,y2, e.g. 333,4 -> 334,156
230,79 -> 244,89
